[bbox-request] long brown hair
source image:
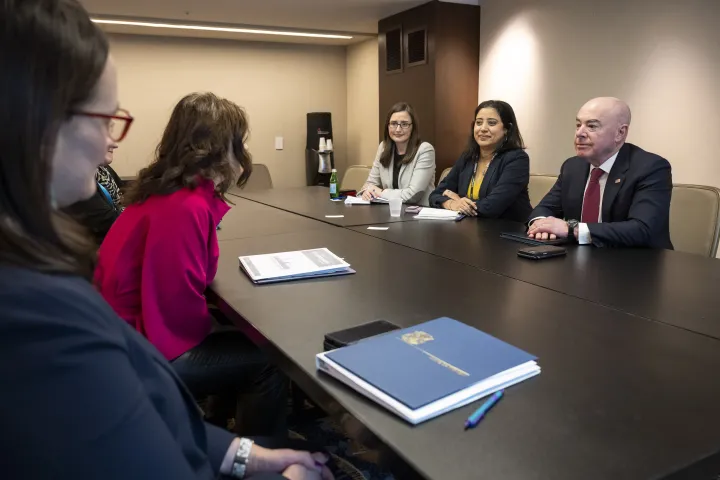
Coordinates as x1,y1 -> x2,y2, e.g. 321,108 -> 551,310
379,102 -> 422,168
460,100 -> 526,164
0,0 -> 108,276
126,92 -> 252,205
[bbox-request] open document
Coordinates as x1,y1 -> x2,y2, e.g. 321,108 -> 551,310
415,208 -> 461,220
239,248 -> 355,284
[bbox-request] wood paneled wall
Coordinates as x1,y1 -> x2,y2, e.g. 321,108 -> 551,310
379,1 -> 480,181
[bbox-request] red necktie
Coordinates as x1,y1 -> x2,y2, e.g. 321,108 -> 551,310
581,168 -> 604,223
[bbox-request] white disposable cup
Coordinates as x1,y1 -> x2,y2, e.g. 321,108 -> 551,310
389,198 -> 402,217
319,137 -> 327,152
326,139 -> 334,151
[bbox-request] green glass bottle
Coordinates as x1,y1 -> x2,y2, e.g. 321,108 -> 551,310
329,168 -> 339,199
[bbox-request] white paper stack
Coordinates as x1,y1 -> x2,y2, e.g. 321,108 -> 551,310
344,196 -> 389,205
239,248 -> 355,284
415,208 -> 461,220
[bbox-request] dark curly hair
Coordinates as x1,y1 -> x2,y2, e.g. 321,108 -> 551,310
125,92 -> 252,205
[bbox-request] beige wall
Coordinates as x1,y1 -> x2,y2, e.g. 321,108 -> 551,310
346,39 -> 380,167
478,0 -> 720,186
109,34 -> 347,187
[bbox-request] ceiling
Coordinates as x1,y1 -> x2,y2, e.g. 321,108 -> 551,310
81,0 -> 442,45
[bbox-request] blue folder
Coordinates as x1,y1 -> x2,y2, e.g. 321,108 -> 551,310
324,317 -> 537,410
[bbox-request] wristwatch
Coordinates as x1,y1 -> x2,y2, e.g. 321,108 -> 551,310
567,219 -> 579,241
231,438 -> 254,479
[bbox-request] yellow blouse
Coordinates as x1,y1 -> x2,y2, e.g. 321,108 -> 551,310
467,158 -> 493,200
467,170 -> 484,200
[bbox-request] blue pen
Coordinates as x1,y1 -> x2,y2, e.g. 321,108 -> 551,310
464,390 -> 504,430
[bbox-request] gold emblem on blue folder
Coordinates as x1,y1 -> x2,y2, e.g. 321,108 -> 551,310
399,331 -> 469,377
402,331 -> 434,345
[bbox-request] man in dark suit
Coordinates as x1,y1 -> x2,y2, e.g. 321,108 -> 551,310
527,97 -> 673,248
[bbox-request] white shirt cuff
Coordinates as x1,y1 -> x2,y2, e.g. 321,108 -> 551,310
578,222 -> 592,244
528,216 -> 546,226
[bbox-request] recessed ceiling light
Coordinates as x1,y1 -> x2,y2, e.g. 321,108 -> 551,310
92,19 -> 353,40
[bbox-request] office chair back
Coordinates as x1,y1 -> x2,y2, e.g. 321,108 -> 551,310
438,167 -> 452,183
670,184 -> 720,257
528,174 -> 558,207
243,163 -> 273,191
340,165 -> 371,191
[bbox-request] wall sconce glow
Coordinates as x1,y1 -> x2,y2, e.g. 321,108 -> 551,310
91,19 -> 354,40
480,16 -> 540,106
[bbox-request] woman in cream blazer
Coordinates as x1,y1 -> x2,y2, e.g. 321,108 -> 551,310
358,102 -> 436,206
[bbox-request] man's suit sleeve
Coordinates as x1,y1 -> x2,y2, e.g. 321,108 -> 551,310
528,161 -> 566,221
587,158 -> 672,247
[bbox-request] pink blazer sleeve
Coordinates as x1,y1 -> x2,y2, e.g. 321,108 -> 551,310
140,203 -> 214,360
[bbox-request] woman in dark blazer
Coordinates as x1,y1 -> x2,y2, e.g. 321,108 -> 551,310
0,2 -> 330,479
429,100 -> 532,222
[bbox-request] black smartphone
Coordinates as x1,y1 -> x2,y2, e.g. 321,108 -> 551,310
517,245 -> 567,260
323,320 -> 400,351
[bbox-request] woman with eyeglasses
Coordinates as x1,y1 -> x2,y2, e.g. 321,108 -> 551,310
358,102 -> 436,205
429,100 -> 532,222
0,1 -> 331,479
64,135 -> 125,245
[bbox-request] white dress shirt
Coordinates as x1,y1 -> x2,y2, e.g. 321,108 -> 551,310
576,151 -> 619,244
530,151 -> 619,244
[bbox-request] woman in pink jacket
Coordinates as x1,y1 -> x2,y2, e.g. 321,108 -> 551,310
95,92 -> 286,436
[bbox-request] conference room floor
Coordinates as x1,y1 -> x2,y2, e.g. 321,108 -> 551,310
212,188 -> 720,480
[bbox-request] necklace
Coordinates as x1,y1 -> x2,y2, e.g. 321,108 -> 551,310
476,154 -> 495,175
468,153 -> 496,198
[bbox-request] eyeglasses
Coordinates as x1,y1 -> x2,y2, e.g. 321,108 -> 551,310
71,108 -> 134,142
389,121 -> 412,130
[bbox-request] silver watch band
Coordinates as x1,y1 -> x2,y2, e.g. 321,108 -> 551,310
231,438 -> 254,479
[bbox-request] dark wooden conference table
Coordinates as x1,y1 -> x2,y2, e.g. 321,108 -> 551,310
229,185 -> 418,226
350,218 -> 720,341
211,188 -> 720,480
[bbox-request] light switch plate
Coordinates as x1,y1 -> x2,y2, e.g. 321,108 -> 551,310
275,136 -> 284,150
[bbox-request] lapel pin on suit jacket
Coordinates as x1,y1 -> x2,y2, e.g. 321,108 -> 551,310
615,178 -> 622,184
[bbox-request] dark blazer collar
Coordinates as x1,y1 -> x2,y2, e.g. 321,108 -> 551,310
457,150 -> 501,200
478,150 -> 505,199
456,155 -> 475,197
601,143 -> 631,221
